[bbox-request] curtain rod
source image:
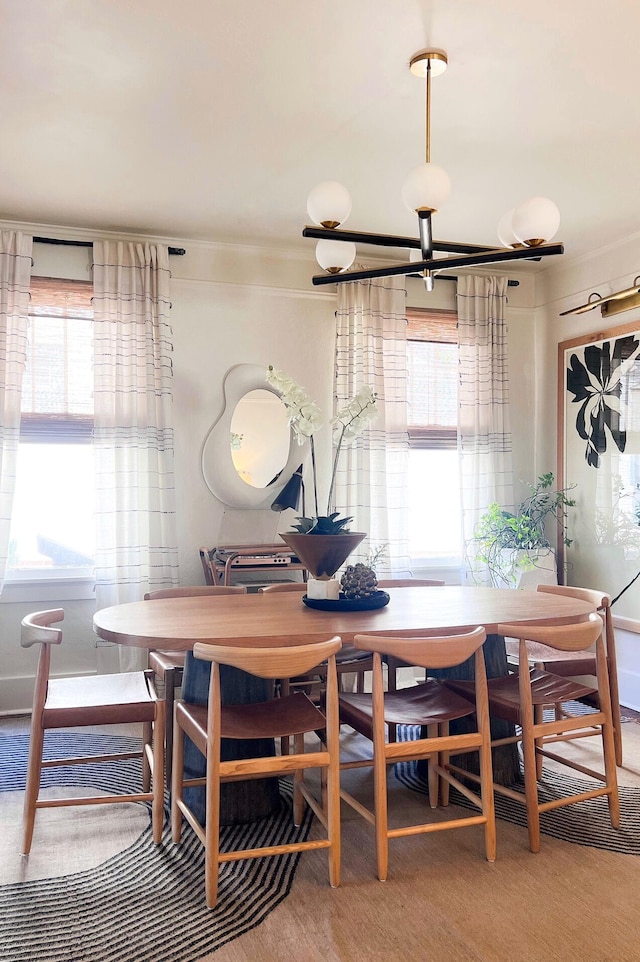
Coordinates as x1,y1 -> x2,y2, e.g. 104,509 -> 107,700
32,236 -> 518,284
434,275 -> 519,288
33,236 -> 186,256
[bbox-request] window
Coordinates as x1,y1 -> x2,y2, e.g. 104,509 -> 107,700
407,308 -> 462,566
6,277 -> 95,582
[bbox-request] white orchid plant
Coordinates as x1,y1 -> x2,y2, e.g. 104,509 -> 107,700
266,366 -> 378,534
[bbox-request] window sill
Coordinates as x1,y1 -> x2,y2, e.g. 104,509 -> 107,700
409,561 -> 463,585
0,578 -> 96,604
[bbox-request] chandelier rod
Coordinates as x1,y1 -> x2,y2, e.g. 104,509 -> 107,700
425,56 -> 431,164
302,225 -> 536,256
310,242 -> 563,286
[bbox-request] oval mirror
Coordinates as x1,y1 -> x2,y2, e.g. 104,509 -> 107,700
201,364 -> 306,508
230,389 -> 290,488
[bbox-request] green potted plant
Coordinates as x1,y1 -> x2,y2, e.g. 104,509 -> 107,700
469,472 -> 576,587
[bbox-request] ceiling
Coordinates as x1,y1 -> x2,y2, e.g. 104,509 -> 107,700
2,0 -> 640,268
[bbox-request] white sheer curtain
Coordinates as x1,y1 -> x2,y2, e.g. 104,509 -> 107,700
333,276 -> 410,576
0,232 -> 32,589
457,274 -> 514,584
93,241 -> 179,666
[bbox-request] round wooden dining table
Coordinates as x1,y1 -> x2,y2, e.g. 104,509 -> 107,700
93,585 -> 595,823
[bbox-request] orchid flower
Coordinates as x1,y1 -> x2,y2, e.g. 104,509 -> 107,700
267,366 -> 378,530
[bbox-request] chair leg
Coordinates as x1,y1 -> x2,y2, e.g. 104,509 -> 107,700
603,726 -> 620,828
205,732 -> 221,909
427,724 -> 438,808
478,730 -> 497,863
171,717 -> 185,843
613,713 -> 623,769
534,702 -> 544,780
601,716 -> 621,828
142,721 -> 152,793
293,733 -> 305,826
151,700 -> 165,844
163,668 -> 177,787
278,677 -> 291,755
520,715 -> 541,853
439,721 -> 450,807
22,722 -> 45,855
325,727 -> 341,890
386,657 -> 398,693
372,718 -> 390,881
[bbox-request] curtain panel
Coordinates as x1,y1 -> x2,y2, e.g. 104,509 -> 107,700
0,232 -> 32,589
92,242 -> 179,638
456,274 -> 514,584
334,276 -> 410,576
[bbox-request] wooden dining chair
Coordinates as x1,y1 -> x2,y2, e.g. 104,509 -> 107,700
447,613 -> 620,853
504,584 -> 623,765
259,582 -> 374,694
171,635 -> 342,908
377,580 -> 445,692
145,585 -> 247,784
199,547 -> 218,585
20,609 -> 165,854
338,627 -> 496,881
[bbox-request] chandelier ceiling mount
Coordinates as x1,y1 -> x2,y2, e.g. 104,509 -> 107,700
304,50 -> 564,289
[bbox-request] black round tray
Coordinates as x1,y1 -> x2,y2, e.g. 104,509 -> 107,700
302,590 -> 390,612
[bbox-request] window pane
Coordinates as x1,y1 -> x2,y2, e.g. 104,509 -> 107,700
407,340 -> 457,429
7,443 -> 95,575
408,448 -> 462,564
22,315 -> 93,417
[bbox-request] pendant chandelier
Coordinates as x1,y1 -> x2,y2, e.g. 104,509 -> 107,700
303,50 -> 564,289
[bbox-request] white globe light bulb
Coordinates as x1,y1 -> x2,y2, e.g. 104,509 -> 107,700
497,209 -> 520,248
401,163 -> 451,213
307,181 -> 352,228
315,239 -> 356,274
512,196 -> 560,247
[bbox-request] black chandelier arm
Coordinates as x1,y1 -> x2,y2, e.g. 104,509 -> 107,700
310,242 -> 564,286
302,225 -> 499,255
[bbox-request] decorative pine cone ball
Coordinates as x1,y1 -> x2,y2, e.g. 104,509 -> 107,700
340,563 -> 378,599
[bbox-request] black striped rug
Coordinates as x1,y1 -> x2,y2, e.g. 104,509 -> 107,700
0,733 -> 313,962
394,716 -> 640,856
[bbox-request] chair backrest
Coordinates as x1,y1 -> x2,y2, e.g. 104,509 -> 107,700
536,585 -> 614,656
497,612 -> 604,653
21,609 -> 65,721
376,579 -> 445,588
353,626 -> 486,671
20,609 -> 64,648
144,585 -> 246,600
199,546 -> 216,585
536,583 -> 610,611
259,582 -> 306,593
193,636 -> 342,679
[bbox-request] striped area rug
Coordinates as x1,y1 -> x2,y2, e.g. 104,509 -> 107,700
0,732 -> 313,962
394,713 -> 640,856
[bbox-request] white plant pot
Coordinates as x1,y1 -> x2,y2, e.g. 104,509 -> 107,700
306,577 -> 341,600
497,547 -> 558,589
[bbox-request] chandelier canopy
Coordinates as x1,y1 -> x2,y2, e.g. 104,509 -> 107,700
303,50 -> 563,290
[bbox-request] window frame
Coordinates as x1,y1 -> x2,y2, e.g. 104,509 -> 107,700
2,276 -> 95,598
